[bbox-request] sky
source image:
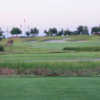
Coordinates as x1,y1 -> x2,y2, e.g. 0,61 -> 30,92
0,0 -> 100,32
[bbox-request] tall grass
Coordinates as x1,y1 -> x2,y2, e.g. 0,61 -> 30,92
0,61 -> 99,69
0,61 -> 100,76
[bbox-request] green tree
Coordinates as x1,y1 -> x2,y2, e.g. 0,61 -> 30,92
77,26 -> 83,34
64,30 -> 72,35
0,28 -> 4,40
49,28 -> 58,36
82,26 -> 89,34
11,27 -> 22,36
30,27 -> 39,37
57,29 -> 64,36
44,30 -> 51,36
26,31 -> 30,37
91,26 -> 100,35
44,28 -> 58,36
77,26 -> 89,35
0,28 -> 3,36
77,25 -> 89,34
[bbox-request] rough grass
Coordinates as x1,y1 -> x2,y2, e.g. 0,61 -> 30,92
0,61 -> 100,76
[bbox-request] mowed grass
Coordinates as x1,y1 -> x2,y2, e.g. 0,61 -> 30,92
0,77 -> 100,100
1,52 -> 100,63
0,35 -> 100,61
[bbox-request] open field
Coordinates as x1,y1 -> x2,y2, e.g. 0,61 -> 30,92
0,35 -> 100,99
0,77 -> 100,100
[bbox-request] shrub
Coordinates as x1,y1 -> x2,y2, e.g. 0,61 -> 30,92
0,45 -> 4,51
63,46 -> 100,52
0,37 -> 3,41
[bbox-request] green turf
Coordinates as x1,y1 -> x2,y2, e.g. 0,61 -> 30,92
1,52 -> 100,63
0,77 -> 100,100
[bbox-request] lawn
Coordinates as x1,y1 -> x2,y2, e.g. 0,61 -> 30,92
0,77 -> 100,100
1,52 -> 100,63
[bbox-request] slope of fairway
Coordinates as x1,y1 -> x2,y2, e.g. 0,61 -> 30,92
0,77 -> 100,100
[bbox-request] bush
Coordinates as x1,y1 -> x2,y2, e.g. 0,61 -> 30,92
0,45 -> 4,51
0,37 -> 2,41
63,46 -> 100,52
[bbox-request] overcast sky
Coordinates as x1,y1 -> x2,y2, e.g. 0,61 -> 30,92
0,0 -> 100,30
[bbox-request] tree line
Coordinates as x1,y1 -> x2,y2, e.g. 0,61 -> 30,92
0,25 -> 100,38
